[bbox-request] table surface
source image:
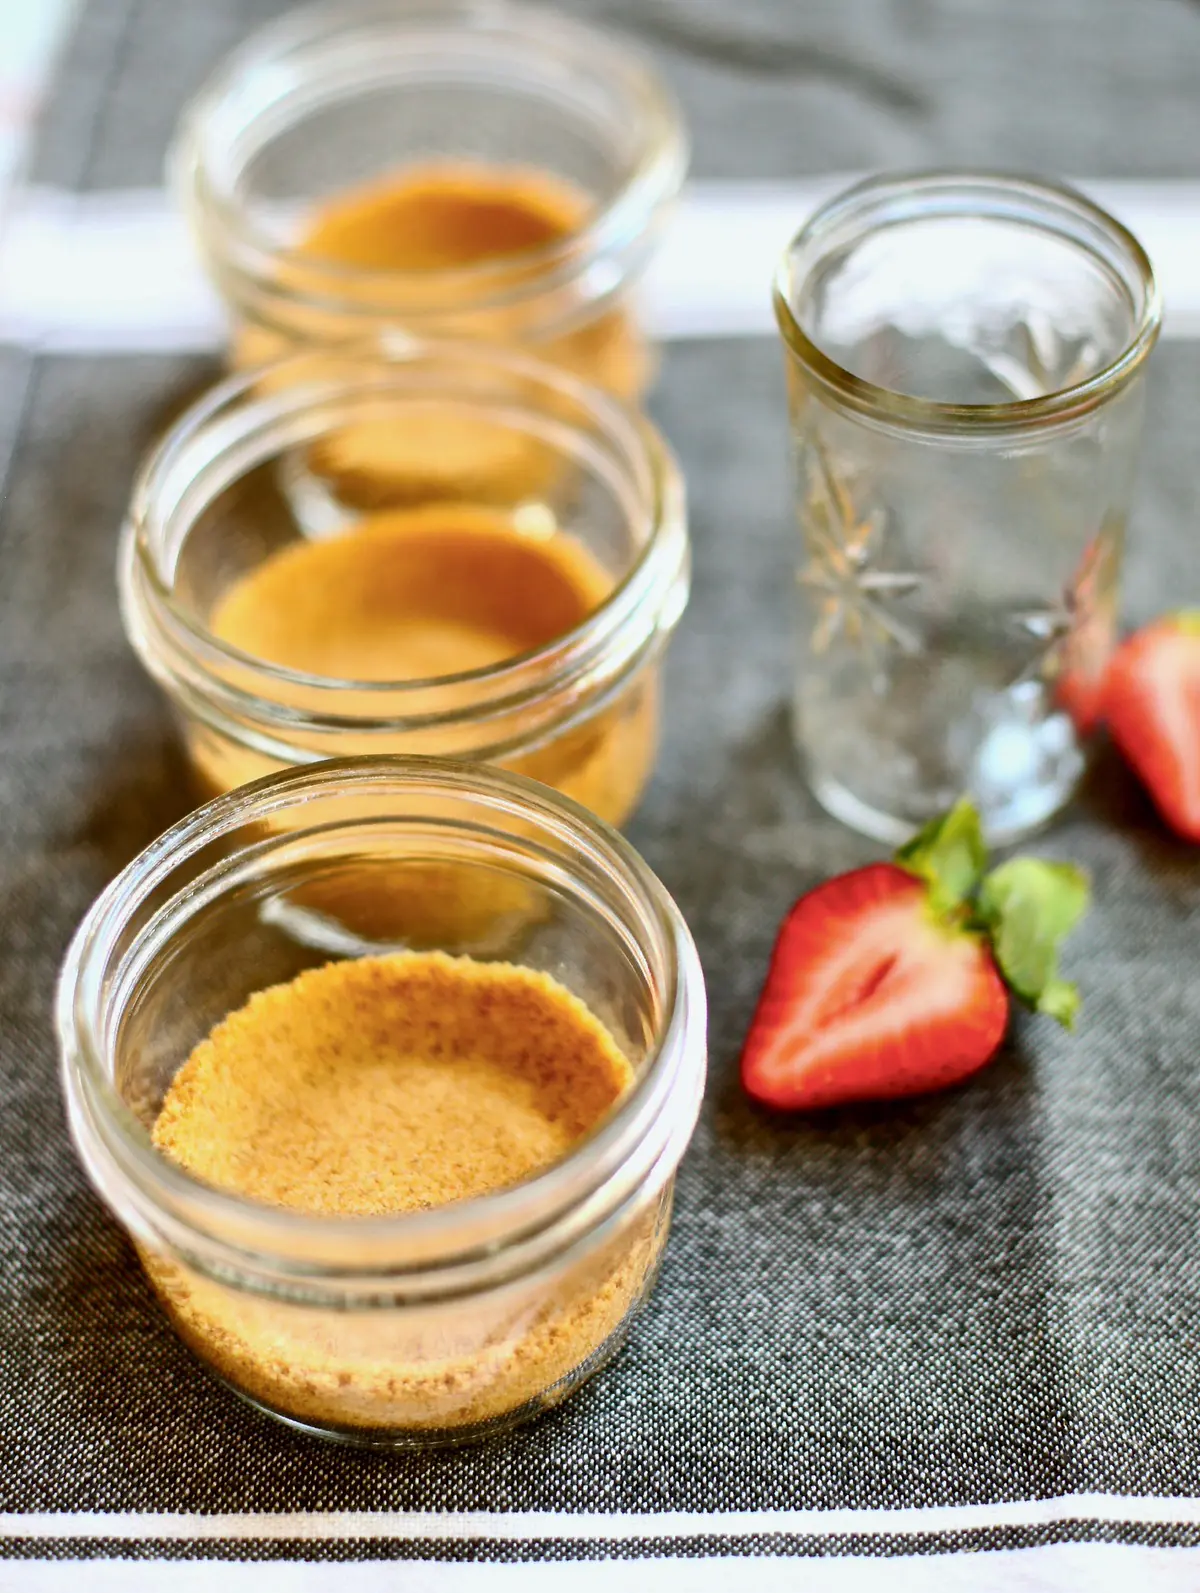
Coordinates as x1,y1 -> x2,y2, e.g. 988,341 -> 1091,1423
2,2 -> 1200,1588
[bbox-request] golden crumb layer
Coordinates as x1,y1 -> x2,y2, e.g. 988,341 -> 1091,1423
208,505 -> 610,684
152,950 -> 635,1215
232,163 -> 650,402
143,952 -> 661,1435
191,502 -> 659,833
300,163 -> 592,273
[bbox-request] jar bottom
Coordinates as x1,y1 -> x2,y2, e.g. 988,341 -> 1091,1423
207,1277 -> 656,1451
139,1197 -> 669,1444
182,668 -> 659,838
796,658 -> 1089,845
806,762 -> 1083,847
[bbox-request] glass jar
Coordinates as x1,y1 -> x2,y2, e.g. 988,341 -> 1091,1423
118,339 -> 688,831
171,0 -> 687,402
57,757 -> 707,1447
775,172 -> 1161,844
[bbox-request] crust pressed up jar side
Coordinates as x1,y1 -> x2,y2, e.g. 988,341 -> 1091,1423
225,167 -> 656,409
138,1194 -> 670,1440
183,663 -> 661,831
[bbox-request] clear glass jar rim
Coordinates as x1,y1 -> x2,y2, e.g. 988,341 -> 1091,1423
174,0 -> 688,317
774,170 -> 1163,435
122,336 -> 687,739
57,757 -> 706,1282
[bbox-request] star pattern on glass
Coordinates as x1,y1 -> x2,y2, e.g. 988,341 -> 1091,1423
969,310 -> 1103,403
799,438 -> 923,657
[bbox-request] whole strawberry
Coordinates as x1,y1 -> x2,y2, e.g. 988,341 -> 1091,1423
741,801 -> 1089,1111
1105,612 -> 1200,843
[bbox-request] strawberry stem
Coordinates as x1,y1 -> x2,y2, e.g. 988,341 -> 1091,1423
894,799 -> 988,916
894,800 -> 1090,1030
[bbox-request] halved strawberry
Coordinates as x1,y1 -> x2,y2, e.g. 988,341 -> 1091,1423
741,862 -> 1007,1110
741,802 -> 1088,1111
1105,612 -> 1200,843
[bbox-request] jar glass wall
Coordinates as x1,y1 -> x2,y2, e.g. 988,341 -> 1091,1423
775,172 -> 1161,844
172,0 -> 687,402
119,340 -> 689,832
57,759 -> 707,1447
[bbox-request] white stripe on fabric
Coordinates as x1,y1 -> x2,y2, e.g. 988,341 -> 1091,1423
4,1545 -> 1200,1593
3,1493 -> 1200,1540
2,179 -> 1200,351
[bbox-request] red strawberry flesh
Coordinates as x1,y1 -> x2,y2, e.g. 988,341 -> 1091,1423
741,863 -> 1008,1111
1106,614 -> 1200,843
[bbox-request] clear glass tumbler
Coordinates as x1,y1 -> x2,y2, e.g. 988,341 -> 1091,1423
775,172 -> 1161,844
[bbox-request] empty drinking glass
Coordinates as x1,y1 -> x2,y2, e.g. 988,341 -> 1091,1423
775,172 -> 1161,843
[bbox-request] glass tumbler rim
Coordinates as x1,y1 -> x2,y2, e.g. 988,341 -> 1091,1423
118,335 -> 689,762
774,168 -> 1163,438
171,0 -> 689,328
56,755 -> 707,1300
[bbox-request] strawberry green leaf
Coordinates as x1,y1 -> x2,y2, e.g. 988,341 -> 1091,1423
976,858 -> 1090,1028
894,798 -> 988,914
1038,977 -> 1081,1028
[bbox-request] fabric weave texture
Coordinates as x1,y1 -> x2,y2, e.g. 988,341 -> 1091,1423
1,0 -> 1199,1550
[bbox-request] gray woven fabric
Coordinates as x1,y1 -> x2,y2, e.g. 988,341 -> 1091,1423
2,0 -> 1200,1550
28,0 -> 1200,187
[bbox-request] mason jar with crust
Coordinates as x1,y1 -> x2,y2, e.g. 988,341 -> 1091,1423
172,0 -> 688,403
57,759 -> 707,1447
